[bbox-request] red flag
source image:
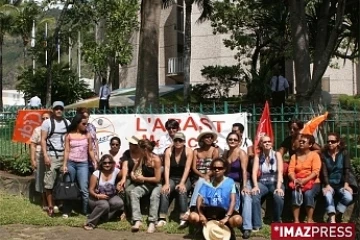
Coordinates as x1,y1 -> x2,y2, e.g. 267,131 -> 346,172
254,101 -> 274,151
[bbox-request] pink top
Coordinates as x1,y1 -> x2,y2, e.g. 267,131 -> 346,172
68,135 -> 89,162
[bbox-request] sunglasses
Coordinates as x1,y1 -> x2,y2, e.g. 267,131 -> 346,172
211,166 -> 225,171
53,107 -> 64,111
103,161 -> 114,165
174,138 -> 184,143
203,135 -> 214,139
327,140 -> 338,144
42,117 -> 49,120
111,143 -> 120,146
263,141 -> 271,144
227,138 -> 239,142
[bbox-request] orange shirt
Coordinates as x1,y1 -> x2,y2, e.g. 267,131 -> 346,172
288,151 -> 321,183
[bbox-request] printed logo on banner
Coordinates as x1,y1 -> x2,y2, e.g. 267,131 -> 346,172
271,223 -> 355,240
90,117 -> 118,154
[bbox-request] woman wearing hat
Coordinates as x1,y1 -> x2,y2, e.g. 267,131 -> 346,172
189,158 -> 242,235
117,134 -> 143,220
251,135 -> 284,234
157,132 -> 193,228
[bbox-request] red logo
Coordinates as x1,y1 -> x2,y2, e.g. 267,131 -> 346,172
271,223 -> 355,240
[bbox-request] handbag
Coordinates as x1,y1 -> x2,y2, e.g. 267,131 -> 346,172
53,173 -> 81,200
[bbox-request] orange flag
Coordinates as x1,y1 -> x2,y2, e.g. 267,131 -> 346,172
12,109 -> 49,144
254,101 -> 274,150
301,112 -> 328,135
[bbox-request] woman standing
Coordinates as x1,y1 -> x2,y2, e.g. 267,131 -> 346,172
84,154 -> 124,230
30,112 -> 50,211
76,107 -> 99,172
251,135 -> 284,230
288,134 -> 321,223
130,139 -> 162,233
157,132 -> 193,228
321,132 -> 354,223
63,114 -> 97,217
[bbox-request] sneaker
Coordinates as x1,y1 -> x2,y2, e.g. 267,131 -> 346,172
62,214 -> 69,219
156,220 -> 167,228
252,228 -> 261,232
147,222 -> 156,233
47,207 -> 54,217
53,206 -> 59,214
131,221 -> 142,232
178,220 -> 188,229
243,230 -> 251,239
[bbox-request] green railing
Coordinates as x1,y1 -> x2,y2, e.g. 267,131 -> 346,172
1,102 -> 359,161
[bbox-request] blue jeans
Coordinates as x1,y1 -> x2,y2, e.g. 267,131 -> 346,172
159,177 -> 191,219
325,187 -> 353,214
189,178 -> 212,207
292,183 -> 320,208
242,180 -> 253,230
64,160 -> 89,214
252,182 -> 284,228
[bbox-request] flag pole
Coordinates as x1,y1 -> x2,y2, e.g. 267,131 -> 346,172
31,20 -> 36,75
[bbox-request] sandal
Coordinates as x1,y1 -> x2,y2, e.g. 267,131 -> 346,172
120,212 -> 126,221
84,224 -> 94,230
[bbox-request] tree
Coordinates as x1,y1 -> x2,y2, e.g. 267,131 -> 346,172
17,63 -> 91,106
0,0 -> 22,111
135,0 -> 162,108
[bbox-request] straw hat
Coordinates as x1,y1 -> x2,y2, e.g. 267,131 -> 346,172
126,134 -> 143,145
203,220 -> 231,240
197,130 -> 218,142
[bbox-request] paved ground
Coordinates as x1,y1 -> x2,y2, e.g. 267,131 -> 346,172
0,224 -> 266,240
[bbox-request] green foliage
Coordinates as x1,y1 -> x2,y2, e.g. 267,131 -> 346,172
244,66 -> 273,103
0,155 -> 32,176
68,0 -> 139,75
339,95 -> 360,110
16,63 -> 91,105
196,65 -> 242,100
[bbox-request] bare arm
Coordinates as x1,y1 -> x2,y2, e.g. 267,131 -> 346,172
252,155 -> 260,188
120,161 -> 128,183
226,193 -> 236,216
40,129 -> 49,159
63,134 -> 70,168
88,174 -> 98,198
87,133 -> 96,163
180,147 -> 193,185
163,148 -> 171,185
30,143 -> 37,168
275,152 -> 284,189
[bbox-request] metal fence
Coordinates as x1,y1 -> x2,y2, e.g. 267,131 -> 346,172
1,102 -> 359,160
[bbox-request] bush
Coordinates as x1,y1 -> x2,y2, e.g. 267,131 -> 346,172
339,95 -> 360,110
0,155 -> 33,176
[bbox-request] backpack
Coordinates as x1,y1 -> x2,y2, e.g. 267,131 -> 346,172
46,117 -> 69,158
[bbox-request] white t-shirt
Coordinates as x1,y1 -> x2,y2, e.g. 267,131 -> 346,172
93,168 -> 120,186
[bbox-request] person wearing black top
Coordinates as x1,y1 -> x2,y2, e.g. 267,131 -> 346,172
157,132 -> 193,228
321,132 -> 353,223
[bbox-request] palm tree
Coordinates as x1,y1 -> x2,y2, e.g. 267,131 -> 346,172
183,0 -> 213,104
135,0 -> 162,108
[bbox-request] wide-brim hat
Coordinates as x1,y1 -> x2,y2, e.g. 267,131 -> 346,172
197,130 -> 218,142
126,134 -> 143,145
203,220 -> 231,240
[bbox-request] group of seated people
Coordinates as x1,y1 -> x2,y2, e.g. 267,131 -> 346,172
32,115 -> 358,239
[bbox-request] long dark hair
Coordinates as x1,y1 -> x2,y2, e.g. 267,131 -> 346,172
67,113 -> 87,133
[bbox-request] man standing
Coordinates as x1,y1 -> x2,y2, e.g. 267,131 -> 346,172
41,101 -> 70,217
99,78 -> 111,111
28,95 -> 42,109
270,71 -> 289,107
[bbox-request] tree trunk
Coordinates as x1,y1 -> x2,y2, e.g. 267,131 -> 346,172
94,19 -> 106,94
45,0 -> 71,107
135,0 -> 161,108
289,0 -> 311,106
0,34 -> 3,111
183,1 -> 193,105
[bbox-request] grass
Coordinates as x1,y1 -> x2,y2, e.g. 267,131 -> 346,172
0,193 -> 270,238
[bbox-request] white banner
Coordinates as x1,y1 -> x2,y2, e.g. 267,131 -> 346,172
89,113 -> 248,156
